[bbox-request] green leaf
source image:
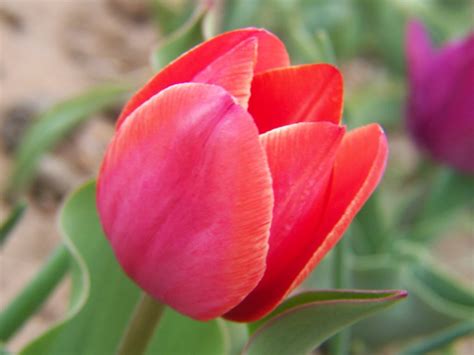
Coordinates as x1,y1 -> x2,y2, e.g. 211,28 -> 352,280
20,181 -> 226,355
0,344 -> 11,355
408,261 -> 474,320
151,0 -> 195,36
221,321 -> 249,355
0,246 -> 69,342
8,84 -> 129,195
352,191 -> 391,255
350,251 -> 474,348
151,3 -> 208,71
148,311 -> 227,355
400,320 -> 474,355
244,289 -> 407,355
412,169 -> 474,242
0,201 -> 26,246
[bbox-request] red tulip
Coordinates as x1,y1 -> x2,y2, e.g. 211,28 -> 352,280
97,28 -> 388,322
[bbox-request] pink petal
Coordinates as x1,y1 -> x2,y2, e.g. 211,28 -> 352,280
225,122 -> 345,321
97,83 -> 274,320
248,64 -> 343,133
117,28 -> 289,128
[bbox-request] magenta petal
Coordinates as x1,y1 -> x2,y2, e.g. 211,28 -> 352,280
406,20 -> 474,172
97,83 -> 274,320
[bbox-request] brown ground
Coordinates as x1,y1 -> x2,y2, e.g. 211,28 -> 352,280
0,1 -> 472,354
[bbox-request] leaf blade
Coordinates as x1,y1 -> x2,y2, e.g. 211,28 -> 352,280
244,289 -> 407,355
8,84 -> 129,195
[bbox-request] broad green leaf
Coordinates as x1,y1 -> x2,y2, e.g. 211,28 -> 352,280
8,84 -> 129,195
151,4 -> 208,71
0,246 -> 69,342
0,201 -> 26,246
244,289 -> 407,355
20,181 -> 226,355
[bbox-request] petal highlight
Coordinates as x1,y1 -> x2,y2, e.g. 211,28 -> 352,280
225,122 -> 345,321
117,28 -> 289,127
97,83 -> 274,320
248,64 -> 343,134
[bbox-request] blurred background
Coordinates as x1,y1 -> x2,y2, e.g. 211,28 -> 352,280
0,0 -> 472,353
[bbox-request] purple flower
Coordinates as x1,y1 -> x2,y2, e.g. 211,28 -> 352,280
406,20 -> 474,173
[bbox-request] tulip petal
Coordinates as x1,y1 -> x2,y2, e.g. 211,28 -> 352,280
225,122 -> 345,322
117,28 -> 289,128
97,83 -> 274,320
406,20 -> 434,84
248,64 -> 343,134
288,124 -> 388,291
192,37 -> 257,108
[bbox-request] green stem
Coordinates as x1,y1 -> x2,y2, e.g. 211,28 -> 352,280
117,293 -> 166,355
0,244 -> 69,341
329,236 -> 350,355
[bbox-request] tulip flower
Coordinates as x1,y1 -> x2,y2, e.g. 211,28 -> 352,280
97,28 -> 388,322
406,20 -> 474,173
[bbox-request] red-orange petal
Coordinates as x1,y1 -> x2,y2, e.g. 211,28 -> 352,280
248,64 -> 343,134
225,122 -> 345,322
97,83 -> 274,320
288,124 -> 388,291
116,28 -> 289,128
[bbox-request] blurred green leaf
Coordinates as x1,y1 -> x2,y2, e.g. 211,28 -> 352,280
400,320 -> 474,355
221,0 -> 266,31
352,191 -> 391,255
244,289 -> 406,355
151,0 -> 195,36
345,75 -> 404,130
351,250 -> 473,348
408,258 -> 474,320
149,311 -> 227,355
8,84 -> 129,196
221,321 -> 249,355
20,181 -> 225,355
411,169 -> 474,242
151,3 -> 209,71
0,246 -> 69,342
0,345 -> 10,355
0,201 -> 26,246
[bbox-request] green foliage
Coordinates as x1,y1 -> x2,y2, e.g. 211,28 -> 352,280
245,290 -> 406,355
351,251 -> 474,348
0,246 -> 69,342
8,84 -> 130,196
0,202 -> 26,246
400,321 -> 474,355
151,4 -> 208,71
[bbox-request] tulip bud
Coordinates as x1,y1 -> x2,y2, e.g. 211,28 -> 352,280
406,20 -> 474,173
97,28 -> 388,322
